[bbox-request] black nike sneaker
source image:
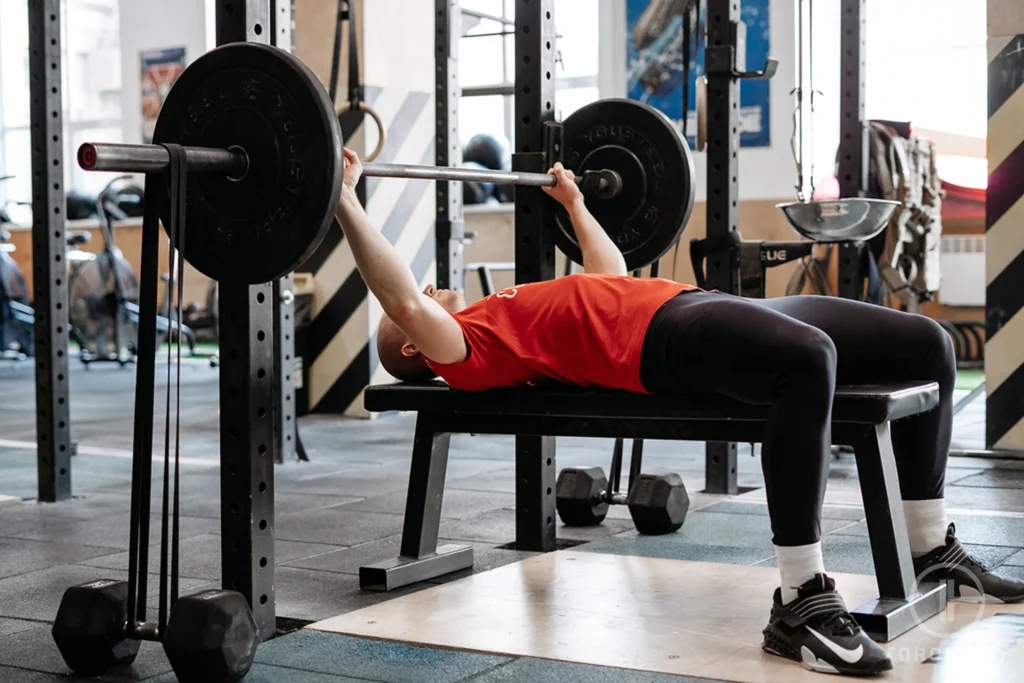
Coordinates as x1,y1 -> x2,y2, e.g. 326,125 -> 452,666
913,523 -> 1024,603
762,574 -> 892,676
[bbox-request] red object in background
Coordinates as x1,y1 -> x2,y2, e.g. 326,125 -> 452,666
941,179 -> 986,224
811,175 -> 986,224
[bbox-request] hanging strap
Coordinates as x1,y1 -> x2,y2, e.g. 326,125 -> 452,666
127,170 -> 165,633
329,0 -> 362,107
157,144 -> 187,636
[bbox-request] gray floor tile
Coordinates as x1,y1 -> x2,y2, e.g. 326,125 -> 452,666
255,630 -> 510,682
436,508 -> 519,544
0,537 -> 128,579
143,663 -> 372,683
275,467 -> 412,498
176,492 -> 365,519
342,488 -> 517,519
993,565 -> 1024,581
1000,550 -> 1024,567
436,508 -> 635,545
0,564 -> 207,621
833,513 -> 1024,548
0,624 -> 172,680
445,468 -> 518,494
580,537 -> 777,565
944,486 -> 1024,513
701,501 -> 865,521
472,658 -> 719,683
558,518 -> 637,541
282,535 -> 404,574
275,509 -> 406,547
6,514 -> 219,550
77,534 -> 340,580
273,567 -> 428,622
578,511 -> 851,565
0,617 -> 47,638
944,469 -> 989,486
759,536 -> 1016,577
952,470 -> 1024,489
0,495 -> 135,522
0,665 -> 75,682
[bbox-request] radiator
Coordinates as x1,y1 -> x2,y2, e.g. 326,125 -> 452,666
939,234 -> 986,306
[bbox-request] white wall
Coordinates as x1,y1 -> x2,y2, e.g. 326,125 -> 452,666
362,0 -> 434,90
117,0 -> 208,145
599,0 -> 798,202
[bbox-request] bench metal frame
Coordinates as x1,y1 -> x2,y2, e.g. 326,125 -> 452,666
361,382 -> 946,642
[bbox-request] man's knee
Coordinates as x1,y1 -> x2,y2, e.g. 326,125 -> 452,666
917,317 -> 957,387
777,328 -> 837,395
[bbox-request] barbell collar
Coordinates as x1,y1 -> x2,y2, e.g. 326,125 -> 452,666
77,142 -> 620,196
77,143 -> 249,176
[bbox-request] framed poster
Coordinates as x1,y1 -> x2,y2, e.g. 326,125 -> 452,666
626,0 -> 771,148
140,47 -> 186,144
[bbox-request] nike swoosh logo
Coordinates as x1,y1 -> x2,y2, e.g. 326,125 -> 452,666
806,627 -> 864,664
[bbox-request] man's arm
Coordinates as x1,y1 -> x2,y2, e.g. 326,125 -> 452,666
543,164 -> 628,276
335,149 -> 467,364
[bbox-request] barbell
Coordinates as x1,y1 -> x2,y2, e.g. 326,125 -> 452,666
79,143 -> 624,197
76,42 -> 696,285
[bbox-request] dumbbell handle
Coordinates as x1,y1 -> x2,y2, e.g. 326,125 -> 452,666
598,492 -> 629,506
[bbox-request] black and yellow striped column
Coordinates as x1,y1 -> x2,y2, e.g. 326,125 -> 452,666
299,87 -> 436,417
987,29 -> 1024,450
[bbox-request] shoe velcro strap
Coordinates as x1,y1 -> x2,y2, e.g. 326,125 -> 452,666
779,592 -> 849,627
936,542 -> 970,567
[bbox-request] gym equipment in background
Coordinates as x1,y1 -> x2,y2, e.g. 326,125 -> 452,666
67,175 -> 196,366
0,227 -> 34,359
463,132 -> 511,172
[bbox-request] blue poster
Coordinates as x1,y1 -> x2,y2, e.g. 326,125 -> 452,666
626,0 -> 771,148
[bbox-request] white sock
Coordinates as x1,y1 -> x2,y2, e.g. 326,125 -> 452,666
776,542 -> 826,605
903,499 -> 948,556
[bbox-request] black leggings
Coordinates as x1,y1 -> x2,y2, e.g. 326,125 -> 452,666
638,292 -> 956,547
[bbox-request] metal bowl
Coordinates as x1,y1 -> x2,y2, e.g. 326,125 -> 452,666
776,198 -> 900,243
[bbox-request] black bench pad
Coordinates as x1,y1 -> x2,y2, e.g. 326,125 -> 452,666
365,381 -> 938,425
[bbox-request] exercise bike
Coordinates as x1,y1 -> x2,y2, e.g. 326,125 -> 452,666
67,175 -> 197,366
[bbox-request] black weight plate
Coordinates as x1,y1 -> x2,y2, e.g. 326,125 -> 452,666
555,99 -> 695,271
153,43 -> 343,285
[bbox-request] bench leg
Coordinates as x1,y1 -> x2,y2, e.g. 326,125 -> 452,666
359,415 -> 473,591
844,422 -> 946,641
704,441 -> 739,494
516,435 -> 556,551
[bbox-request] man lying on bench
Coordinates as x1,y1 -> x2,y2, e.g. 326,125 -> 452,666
336,148 -> 1024,677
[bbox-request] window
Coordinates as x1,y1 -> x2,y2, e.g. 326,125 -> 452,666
0,0 -> 122,217
457,0 -> 600,151
810,0 -> 987,192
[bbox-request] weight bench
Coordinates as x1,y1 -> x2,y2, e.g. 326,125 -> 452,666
360,380 -> 946,642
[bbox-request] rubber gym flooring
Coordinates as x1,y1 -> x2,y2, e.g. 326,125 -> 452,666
0,358 -> 1019,682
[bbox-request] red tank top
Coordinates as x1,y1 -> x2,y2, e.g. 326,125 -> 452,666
425,274 -> 695,392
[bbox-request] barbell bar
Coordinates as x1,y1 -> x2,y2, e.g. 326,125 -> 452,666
77,142 -> 622,197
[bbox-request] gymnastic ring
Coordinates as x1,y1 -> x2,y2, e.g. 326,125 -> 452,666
695,76 -> 708,153
336,100 -> 386,162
